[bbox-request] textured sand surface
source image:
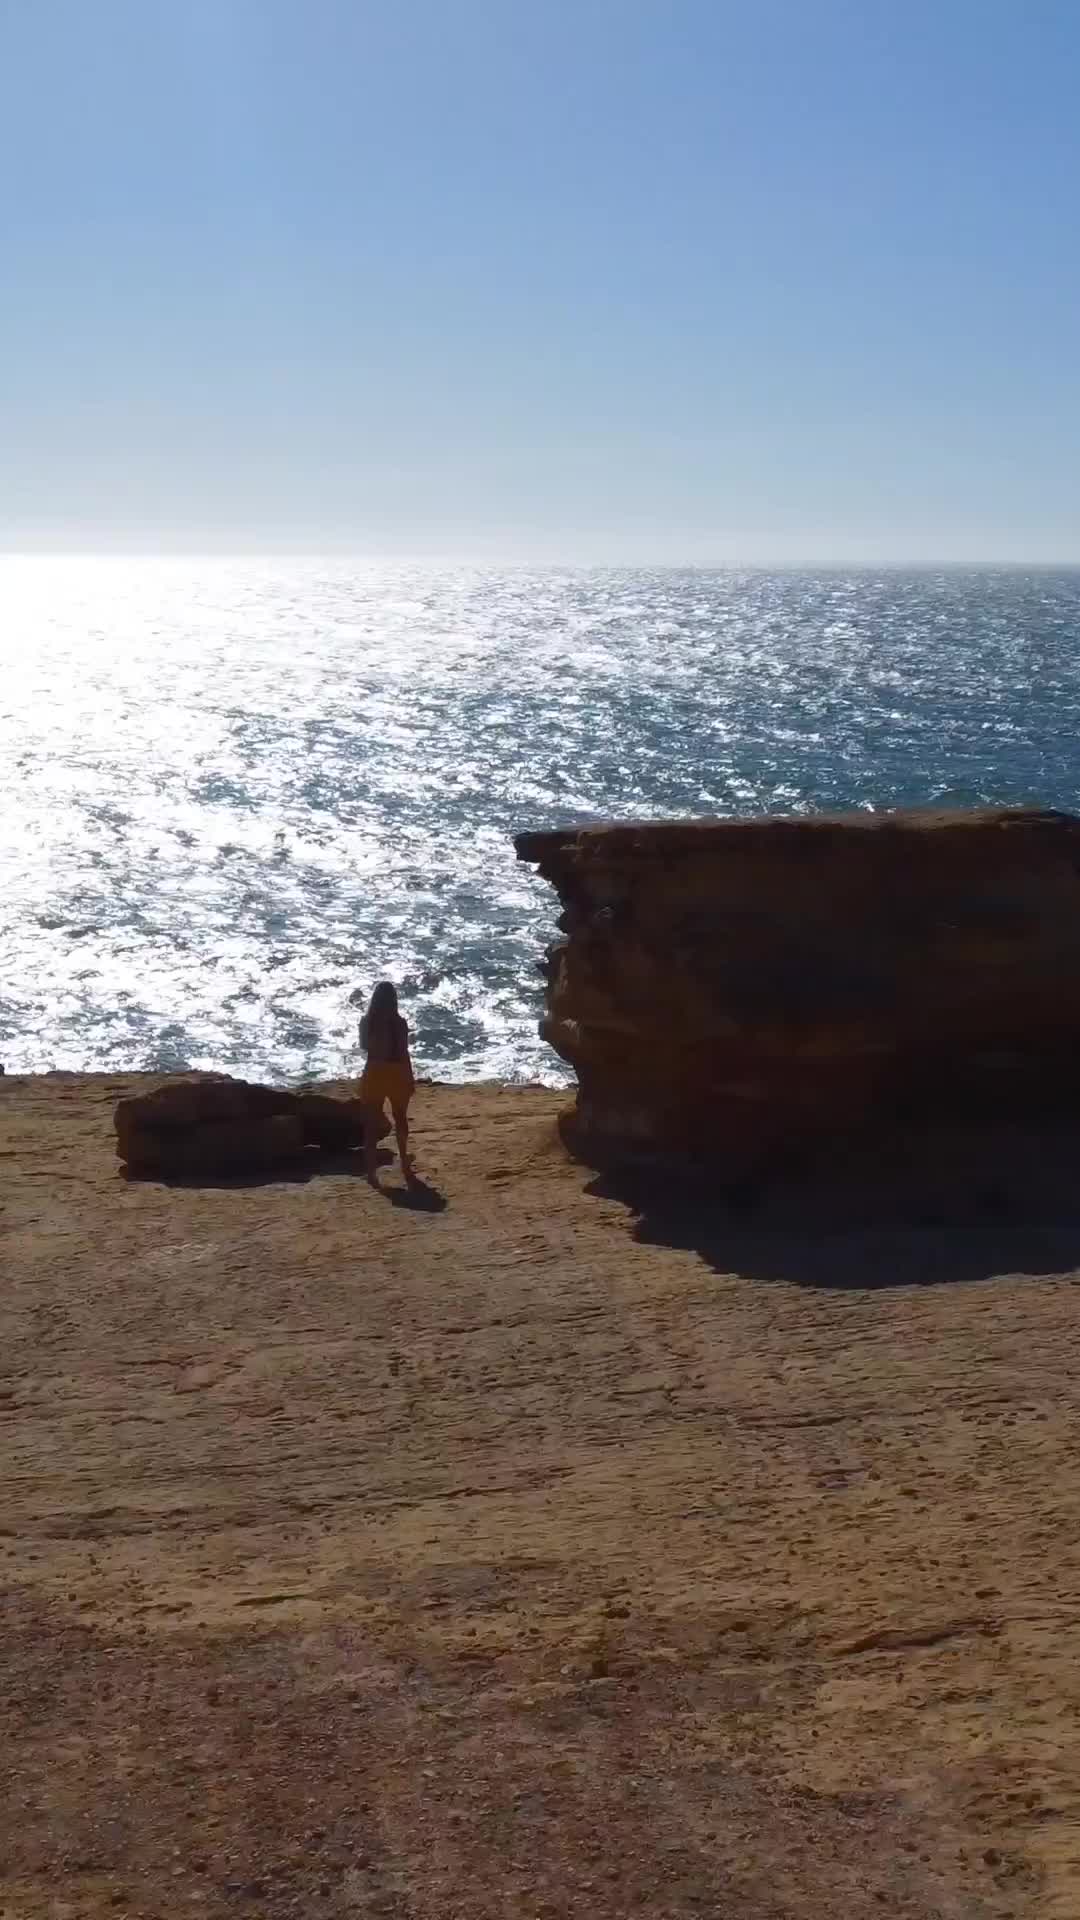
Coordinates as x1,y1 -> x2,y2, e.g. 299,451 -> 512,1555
3,1075 -> 1080,1918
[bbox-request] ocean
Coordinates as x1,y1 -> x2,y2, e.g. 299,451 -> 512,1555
2,557 -> 1079,1085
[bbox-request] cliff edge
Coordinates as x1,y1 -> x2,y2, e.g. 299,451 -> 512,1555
517,807 -> 1080,1167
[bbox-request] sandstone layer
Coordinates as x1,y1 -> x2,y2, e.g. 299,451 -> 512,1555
517,807 -> 1080,1167
114,1076 -> 386,1177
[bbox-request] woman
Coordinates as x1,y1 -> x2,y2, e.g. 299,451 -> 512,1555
358,980 -> 415,1183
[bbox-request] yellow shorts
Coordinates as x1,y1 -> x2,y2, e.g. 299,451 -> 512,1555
359,1061 -> 414,1109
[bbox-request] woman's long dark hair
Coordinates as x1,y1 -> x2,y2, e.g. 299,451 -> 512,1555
360,979 -> 402,1054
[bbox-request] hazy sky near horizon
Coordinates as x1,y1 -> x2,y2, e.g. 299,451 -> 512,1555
2,0 -> 1079,563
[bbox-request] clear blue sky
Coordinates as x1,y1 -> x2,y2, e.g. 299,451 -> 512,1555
2,0 -> 1078,561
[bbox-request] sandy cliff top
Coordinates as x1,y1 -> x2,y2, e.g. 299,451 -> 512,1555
3,1074 -> 1079,1918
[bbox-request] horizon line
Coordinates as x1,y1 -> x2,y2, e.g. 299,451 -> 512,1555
2,546 -> 1080,571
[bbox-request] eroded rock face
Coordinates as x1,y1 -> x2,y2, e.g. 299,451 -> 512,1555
516,808 -> 1080,1166
115,1076 -> 382,1178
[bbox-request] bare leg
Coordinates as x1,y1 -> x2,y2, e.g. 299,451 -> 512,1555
364,1103 -> 384,1183
391,1100 -> 413,1178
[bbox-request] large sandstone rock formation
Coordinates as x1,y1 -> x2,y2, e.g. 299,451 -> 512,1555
516,808 -> 1080,1168
115,1076 -> 385,1178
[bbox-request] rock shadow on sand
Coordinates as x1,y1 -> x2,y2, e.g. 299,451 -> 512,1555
585,1127 -> 1080,1289
122,1146 -> 448,1205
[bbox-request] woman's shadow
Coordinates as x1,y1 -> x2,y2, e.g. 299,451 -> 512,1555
372,1160 -> 447,1212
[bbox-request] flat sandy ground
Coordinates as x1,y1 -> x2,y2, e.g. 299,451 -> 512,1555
3,1076 -> 1080,1919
